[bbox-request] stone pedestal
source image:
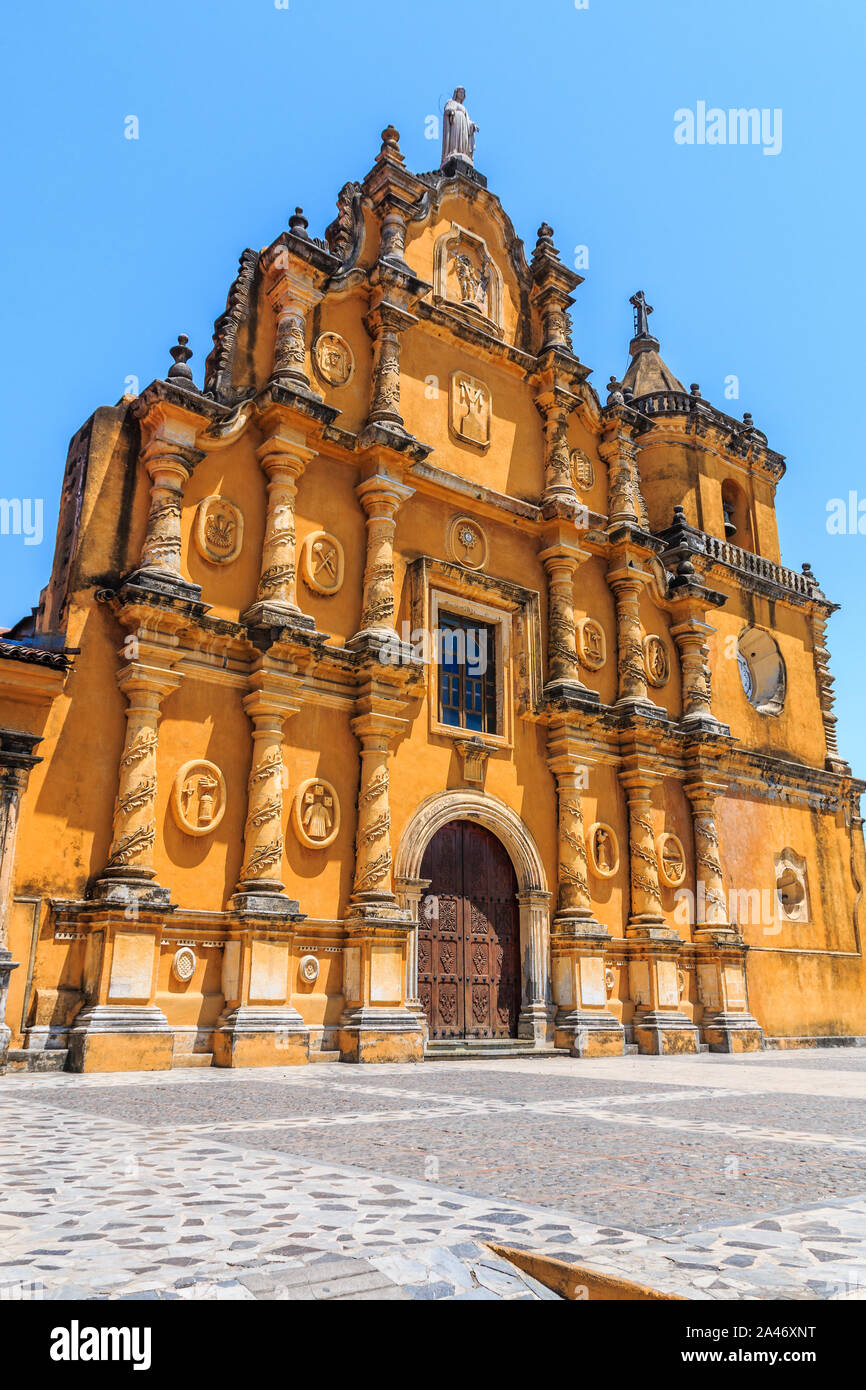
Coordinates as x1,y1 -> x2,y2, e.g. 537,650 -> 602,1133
339,910 -> 424,1063
214,924 -> 310,1068
0,947 -> 18,1074
552,935 -> 624,1057
67,920 -> 173,1072
516,889 -> 556,1046
694,940 -> 763,1053
629,948 -> 699,1055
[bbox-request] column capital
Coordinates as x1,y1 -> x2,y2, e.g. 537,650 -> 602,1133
355,472 -> 414,516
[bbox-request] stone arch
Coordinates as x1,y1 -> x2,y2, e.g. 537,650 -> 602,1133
394,791 -> 553,1047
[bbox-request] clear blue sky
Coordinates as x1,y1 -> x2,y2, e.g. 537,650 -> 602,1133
2,0 -> 864,770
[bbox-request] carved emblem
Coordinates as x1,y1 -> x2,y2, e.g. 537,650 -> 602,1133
299,954 -> 320,984
434,224 -> 503,331
604,966 -> 616,995
172,947 -> 197,984
171,761 -> 227,837
775,848 -> 810,922
643,635 -> 670,687
300,530 -> 345,595
193,495 -> 243,565
577,618 -> 607,671
656,832 -> 687,888
446,515 -> 488,570
313,331 -> 354,387
588,823 -> 619,878
570,447 -> 595,491
292,778 -> 341,849
450,372 -> 491,449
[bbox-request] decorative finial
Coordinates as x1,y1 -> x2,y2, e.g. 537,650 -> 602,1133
167,334 -> 194,386
289,206 -> 310,239
690,382 -> 702,397
441,87 -> 478,168
379,124 -> 403,160
629,290 -> 654,339
802,562 -> 814,576
743,411 -> 754,428
606,375 -> 625,406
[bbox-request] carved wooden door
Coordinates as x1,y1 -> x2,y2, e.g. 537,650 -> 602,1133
418,821 -> 520,1040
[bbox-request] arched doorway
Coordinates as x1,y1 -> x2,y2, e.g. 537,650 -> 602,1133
419,821 -> 521,1040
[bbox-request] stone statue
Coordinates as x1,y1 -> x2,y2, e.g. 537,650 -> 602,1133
441,87 -> 478,166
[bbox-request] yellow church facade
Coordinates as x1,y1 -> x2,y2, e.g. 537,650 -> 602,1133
0,104 -> 863,1073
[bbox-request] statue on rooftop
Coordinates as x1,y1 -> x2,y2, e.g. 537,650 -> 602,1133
441,87 -> 478,166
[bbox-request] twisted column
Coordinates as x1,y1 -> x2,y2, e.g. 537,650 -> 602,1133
350,715 -> 396,903
135,442 -> 202,590
233,678 -> 302,911
608,569 -> 649,704
684,780 -> 729,931
244,427 -> 315,627
671,615 -> 714,722
353,475 -> 413,639
619,773 -> 664,932
100,656 -> 181,895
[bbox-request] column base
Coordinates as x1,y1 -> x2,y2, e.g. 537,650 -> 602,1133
554,1007 -> 625,1058
240,600 -> 316,633
338,1006 -> 424,1064
701,1011 -> 764,1054
542,680 -> 601,710
518,1002 -> 556,1047
67,1005 -> 173,1073
213,1006 -> 310,1068
228,891 -> 302,917
0,948 -> 18,1074
90,876 -> 173,908
123,568 -> 203,605
633,1011 -> 700,1056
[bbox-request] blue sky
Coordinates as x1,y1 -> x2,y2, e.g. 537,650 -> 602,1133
1,0 -> 864,768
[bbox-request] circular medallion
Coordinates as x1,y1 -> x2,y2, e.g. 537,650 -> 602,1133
300,530 -> 345,596
446,515 -> 488,570
570,447 -> 595,491
171,760 -> 227,837
656,832 -> 687,888
577,618 -> 606,671
643,635 -> 670,687
193,495 -> 244,565
588,822 -> 619,878
172,947 -> 197,983
313,332 -> 355,387
292,778 -> 341,849
299,954 -> 320,984
604,966 -> 616,995
677,968 -> 687,1000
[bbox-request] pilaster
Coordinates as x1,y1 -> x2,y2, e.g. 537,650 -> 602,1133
0,731 -> 42,1072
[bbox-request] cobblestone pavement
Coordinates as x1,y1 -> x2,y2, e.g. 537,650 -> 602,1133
1,1050 -> 865,1300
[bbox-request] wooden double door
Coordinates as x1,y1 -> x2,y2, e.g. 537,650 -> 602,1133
419,821 -> 521,1040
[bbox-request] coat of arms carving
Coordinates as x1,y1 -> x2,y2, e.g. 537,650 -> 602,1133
450,371 -> 491,449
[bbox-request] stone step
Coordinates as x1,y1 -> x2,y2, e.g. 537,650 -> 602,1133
309,1050 -> 341,1064
171,1053 -> 214,1068
425,1041 -> 569,1061
623,1044 -> 639,1055
6,1049 -> 69,1074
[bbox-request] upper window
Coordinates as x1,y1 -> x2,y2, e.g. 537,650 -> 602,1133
721,481 -> 754,549
438,611 -> 497,734
738,626 -> 786,716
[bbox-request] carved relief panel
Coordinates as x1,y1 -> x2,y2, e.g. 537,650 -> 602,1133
300,531 -> 345,595
194,496 -> 244,565
434,224 -> 504,332
446,516 -> 488,570
588,823 -> 619,878
171,761 -> 227,837
292,778 -> 341,849
643,635 -> 670,688
450,372 -> 491,449
656,832 -> 687,888
313,331 -> 354,387
577,618 -> 606,671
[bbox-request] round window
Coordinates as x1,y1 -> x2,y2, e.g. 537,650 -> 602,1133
737,627 -> 786,716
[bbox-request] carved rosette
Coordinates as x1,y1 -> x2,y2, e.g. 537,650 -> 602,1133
355,475 -> 413,637
105,661 -> 182,882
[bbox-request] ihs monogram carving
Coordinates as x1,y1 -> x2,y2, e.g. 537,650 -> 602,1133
450,371 -> 491,449
171,760 -> 227,837
656,832 -> 687,888
588,822 -> 619,878
643,635 -> 670,687
570,447 -> 595,491
576,618 -> 606,671
194,495 -> 244,565
292,778 -> 341,849
313,331 -> 355,387
300,531 -> 345,595
446,515 -> 488,570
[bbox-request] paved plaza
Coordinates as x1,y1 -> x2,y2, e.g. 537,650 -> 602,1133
2,1050 -> 866,1300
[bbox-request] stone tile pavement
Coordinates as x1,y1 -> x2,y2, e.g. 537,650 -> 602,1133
1,1050 -> 865,1300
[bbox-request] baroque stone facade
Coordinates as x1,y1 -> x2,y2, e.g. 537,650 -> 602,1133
0,100 -> 863,1072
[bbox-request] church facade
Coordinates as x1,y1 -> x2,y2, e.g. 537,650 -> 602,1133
0,99 -> 863,1073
